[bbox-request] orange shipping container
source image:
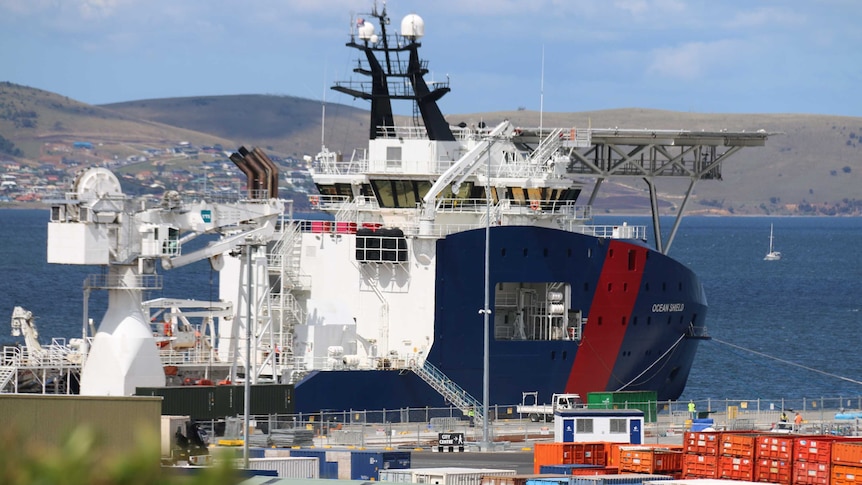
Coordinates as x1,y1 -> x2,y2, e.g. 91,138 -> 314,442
722,433 -> 760,458
533,443 -> 573,474
683,453 -> 718,479
607,443 -> 623,467
610,443 -> 681,468
833,441 -> 862,466
755,457 -> 792,485
533,442 -> 608,474
832,464 -> 862,485
685,431 -> 722,456
794,460 -> 830,485
618,447 -> 683,474
719,454 -> 754,481
571,442 -> 609,466
570,466 -> 618,476
758,435 -> 795,461
794,436 -> 858,463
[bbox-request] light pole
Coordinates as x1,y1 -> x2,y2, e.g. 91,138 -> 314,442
480,138 -> 493,451
242,238 -> 253,469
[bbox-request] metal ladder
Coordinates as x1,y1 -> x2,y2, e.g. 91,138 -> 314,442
530,128 -> 564,166
265,219 -> 308,382
410,360 -> 484,426
0,366 -> 15,392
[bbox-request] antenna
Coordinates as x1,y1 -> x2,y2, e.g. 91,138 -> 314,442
321,65 -> 327,149
539,45 -> 545,136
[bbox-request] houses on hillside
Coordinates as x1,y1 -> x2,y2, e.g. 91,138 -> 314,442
1,140 -> 316,207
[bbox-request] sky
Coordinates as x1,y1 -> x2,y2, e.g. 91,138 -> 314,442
1,0 -> 860,117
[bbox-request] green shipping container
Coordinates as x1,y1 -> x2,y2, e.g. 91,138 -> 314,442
586,391 -> 658,422
136,384 -> 294,419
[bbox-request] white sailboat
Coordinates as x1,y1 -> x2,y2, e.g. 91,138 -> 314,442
764,224 -> 781,261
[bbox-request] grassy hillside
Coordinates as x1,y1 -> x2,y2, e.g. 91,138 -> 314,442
0,82 -> 236,164
455,110 -> 862,214
103,97 -> 862,215
102,95 -> 370,161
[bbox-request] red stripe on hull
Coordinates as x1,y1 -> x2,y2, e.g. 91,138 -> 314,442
565,240 -> 648,397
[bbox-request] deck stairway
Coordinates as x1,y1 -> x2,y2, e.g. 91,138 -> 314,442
410,359 -> 484,426
529,128 -> 564,166
268,221 -> 307,358
0,366 -> 15,392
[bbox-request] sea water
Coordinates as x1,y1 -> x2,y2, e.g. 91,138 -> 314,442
1,209 -> 860,402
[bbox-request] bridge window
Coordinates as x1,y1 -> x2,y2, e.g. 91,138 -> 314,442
371,180 -> 432,208
576,419 -> 594,433
610,419 -> 627,433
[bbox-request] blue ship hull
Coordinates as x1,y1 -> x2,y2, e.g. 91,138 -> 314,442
293,226 -> 706,414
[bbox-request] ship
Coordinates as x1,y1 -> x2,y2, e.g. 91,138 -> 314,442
1,3 -> 770,419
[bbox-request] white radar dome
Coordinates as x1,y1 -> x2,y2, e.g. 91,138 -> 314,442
401,13 -> 424,40
358,21 -> 376,40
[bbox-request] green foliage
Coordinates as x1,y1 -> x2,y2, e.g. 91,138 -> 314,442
0,424 -> 240,485
0,132 -> 23,157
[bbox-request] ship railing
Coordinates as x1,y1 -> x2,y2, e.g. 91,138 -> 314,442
84,273 -> 164,291
1,345 -> 24,367
292,215 -> 646,242
569,223 -> 647,240
335,78 -> 439,103
0,341 -> 81,368
313,148 -> 369,175
199,191 -> 237,204
0,366 -> 14,392
530,128 -> 564,166
408,359 -> 484,426
158,345 -> 221,365
432,198 -> 592,218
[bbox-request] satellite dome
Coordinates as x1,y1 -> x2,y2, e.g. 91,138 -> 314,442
358,20 -> 376,40
401,13 -> 424,40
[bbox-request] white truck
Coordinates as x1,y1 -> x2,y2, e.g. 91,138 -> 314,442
516,391 -> 583,422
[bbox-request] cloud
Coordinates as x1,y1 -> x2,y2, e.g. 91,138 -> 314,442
612,0 -> 686,19
645,39 -> 748,82
723,6 -> 806,30
0,0 -> 127,19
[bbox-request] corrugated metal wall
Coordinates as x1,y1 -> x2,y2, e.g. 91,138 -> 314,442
0,394 -> 161,456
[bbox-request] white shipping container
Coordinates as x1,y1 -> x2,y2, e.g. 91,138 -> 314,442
379,467 -> 517,485
327,450 -> 353,479
264,448 -> 294,458
244,457 -> 319,478
380,469 -> 415,483
160,416 -> 190,458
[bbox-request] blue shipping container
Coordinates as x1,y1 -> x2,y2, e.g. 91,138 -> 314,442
527,478 -> 574,485
572,475 -> 674,485
289,449 -> 336,479
539,464 -> 605,475
350,450 -> 412,480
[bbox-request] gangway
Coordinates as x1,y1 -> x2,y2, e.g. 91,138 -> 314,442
410,359 -> 484,426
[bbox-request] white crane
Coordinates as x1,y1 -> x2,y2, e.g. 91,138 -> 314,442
47,165 -> 284,396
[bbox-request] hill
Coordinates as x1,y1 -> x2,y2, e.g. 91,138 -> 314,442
102,97 -> 862,215
101,95 -> 369,161
1,82 -> 860,215
0,82 -> 236,165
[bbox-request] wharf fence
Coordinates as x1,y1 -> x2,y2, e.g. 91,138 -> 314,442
200,396 -> 862,448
